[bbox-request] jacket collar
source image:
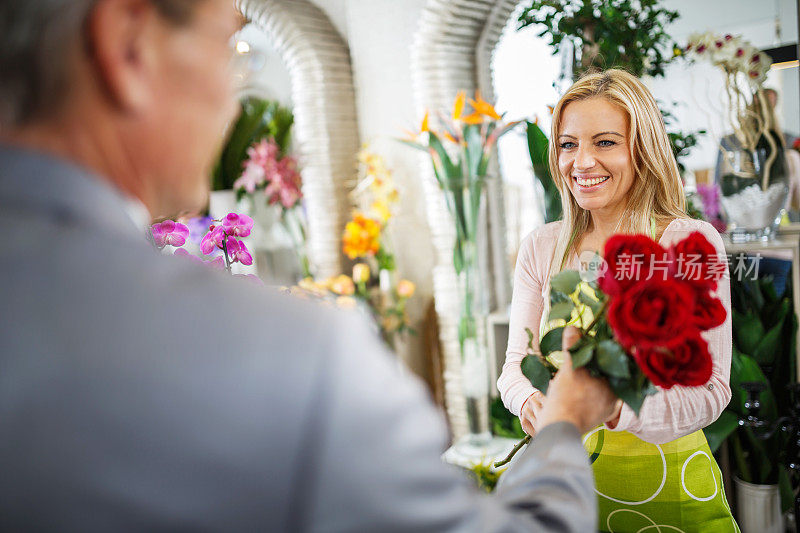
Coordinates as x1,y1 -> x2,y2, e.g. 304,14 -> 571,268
0,143 -> 150,241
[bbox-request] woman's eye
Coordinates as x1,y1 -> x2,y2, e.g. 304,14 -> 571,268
597,139 -> 616,147
559,141 -> 577,149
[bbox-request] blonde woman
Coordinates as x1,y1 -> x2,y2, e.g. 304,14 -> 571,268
498,69 -> 738,532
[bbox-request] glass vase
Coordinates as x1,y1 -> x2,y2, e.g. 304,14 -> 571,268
718,144 -> 789,242
444,177 -> 499,456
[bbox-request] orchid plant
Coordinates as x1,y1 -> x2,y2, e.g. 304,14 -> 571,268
234,138 -> 310,278
683,31 -> 777,189
149,213 -> 261,284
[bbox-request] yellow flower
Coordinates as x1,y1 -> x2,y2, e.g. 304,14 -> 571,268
329,274 -> 355,296
352,263 -> 370,284
371,200 -> 392,223
342,213 -> 382,259
420,111 -> 429,133
396,279 -> 416,299
468,90 -> 501,120
452,90 -> 466,121
297,277 -> 327,296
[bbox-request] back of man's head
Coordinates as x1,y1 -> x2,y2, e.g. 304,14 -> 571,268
0,0 -> 241,219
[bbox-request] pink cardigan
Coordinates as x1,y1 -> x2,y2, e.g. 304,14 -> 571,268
497,218 -> 733,444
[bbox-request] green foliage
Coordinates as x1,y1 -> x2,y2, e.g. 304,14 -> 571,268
490,397 -> 527,439
212,97 -> 294,191
702,270 -> 797,509
518,0 -> 679,79
526,122 -> 562,223
468,461 -> 506,493
519,3 -> 704,177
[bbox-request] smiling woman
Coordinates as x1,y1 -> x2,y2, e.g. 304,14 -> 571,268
498,69 -> 738,532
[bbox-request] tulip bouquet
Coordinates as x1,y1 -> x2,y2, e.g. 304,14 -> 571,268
496,230 -> 727,467
149,213 -> 261,284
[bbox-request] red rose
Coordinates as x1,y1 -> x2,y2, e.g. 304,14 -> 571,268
607,277 -> 695,348
599,235 -> 670,297
691,289 -> 727,331
669,231 -> 725,290
633,332 -> 713,388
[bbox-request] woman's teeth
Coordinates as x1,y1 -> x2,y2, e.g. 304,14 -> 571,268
575,175 -> 610,187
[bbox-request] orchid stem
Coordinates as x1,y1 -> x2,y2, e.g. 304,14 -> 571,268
493,435 -> 532,468
221,239 -> 232,274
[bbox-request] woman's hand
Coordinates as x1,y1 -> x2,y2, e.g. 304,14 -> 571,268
519,391 -> 545,436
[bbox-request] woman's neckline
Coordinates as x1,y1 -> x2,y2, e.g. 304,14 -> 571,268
567,217 -> 683,266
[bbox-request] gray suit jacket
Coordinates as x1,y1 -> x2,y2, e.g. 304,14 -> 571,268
0,144 -> 597,532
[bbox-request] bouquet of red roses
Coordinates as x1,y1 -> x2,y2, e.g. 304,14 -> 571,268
495,231 -> 727,467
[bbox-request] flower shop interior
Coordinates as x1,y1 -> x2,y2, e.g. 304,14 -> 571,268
19,0 -> 800,530
202,0 -> 800,529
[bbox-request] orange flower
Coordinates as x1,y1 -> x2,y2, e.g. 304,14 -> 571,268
468,90 -> 501,120
460,111 -> 484,125
329,274 -> 355,296
452,91 -> 466,121
342,213 -> 381,259
420,111 -> 430,133
396,279 -> 416,299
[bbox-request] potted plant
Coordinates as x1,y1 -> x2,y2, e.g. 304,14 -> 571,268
703,267 -> 797,530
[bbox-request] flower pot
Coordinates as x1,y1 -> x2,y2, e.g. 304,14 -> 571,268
718,145 -> 789,242
734,477 -> 782,533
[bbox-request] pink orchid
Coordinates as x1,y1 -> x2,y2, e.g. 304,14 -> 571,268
233,163 -> 265,193
226,238 -> 253,266
151,220 -> 189,248
200,226 -> 228,255
173,247 -> 202,264
264,157 -> 303,209
234,273 -> 264,285
221,212 -> 254,237
204,256 -> 226,270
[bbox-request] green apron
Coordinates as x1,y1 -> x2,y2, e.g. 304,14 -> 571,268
542,221 -> 738,532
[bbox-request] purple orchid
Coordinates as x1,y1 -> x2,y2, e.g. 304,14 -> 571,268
187,216 -> 214,245
226,238 -> 253,266
221,213 -> 254,237
151,220 -> 189,248
696,183 -> 721,220
200,226 -> 228,255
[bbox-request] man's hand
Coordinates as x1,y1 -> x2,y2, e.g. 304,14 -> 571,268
536,326 -> 618,434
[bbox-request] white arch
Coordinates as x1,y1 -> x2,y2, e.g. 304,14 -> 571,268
237,0 -> 360,279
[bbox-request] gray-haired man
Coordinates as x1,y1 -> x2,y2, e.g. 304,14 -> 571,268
0,0 -> 617,530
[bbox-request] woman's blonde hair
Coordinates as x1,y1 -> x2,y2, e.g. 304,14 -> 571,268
548,69 -> 686,273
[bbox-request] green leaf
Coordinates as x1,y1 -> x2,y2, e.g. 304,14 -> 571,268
548,300 -> 575,322
526,121 -> 562,223
521,354 -> 554,394
539,326 -> 565,357
703,411 -> 739,453
752,320 -> 783,366
596,340 -> 630,378
570,342 -> 594,368
779,466 -> 793,512
550,270 -> 581,295
732,311 -> 764,355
